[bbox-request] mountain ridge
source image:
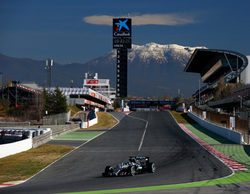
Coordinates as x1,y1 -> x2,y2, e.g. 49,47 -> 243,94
0,42 -> 206,97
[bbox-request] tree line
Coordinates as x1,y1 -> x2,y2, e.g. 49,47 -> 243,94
0,86 -> 68,121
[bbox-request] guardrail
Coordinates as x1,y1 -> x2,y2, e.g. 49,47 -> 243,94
0,122 -> 30,127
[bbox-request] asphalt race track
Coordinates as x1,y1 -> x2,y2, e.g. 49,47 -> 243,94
0,112 -> 232,194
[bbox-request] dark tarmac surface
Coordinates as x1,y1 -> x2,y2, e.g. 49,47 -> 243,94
0,112 -> 235,194
47,140 -> 86,147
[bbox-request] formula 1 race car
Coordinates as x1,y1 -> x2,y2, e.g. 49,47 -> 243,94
102,156 -> 156,177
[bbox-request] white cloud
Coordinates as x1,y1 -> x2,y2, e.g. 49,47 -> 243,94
83,14 -> 196,26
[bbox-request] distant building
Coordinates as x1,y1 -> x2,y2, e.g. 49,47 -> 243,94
240,56 -> 250,84
2,81 -> 41,106
0,80 -> 111,111
83,73 -> 116,103
185,49 -> 249,105
46,87 -> 111,111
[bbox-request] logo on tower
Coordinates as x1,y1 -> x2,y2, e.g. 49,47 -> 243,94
115,19 -> 130,31
113,18 -> 131,37
113,18 -> 132,49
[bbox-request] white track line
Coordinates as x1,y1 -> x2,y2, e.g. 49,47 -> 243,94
127,114 -> 149,151
138,121 -> 148,151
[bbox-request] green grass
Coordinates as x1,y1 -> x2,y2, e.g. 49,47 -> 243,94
55,131 -> 103,141
213,145 -> 250,169
62,171 -> 250,194
87,112 -> 118,130
170,111 -> 196,124
0,144 -> 74,183
184,123 -> 234,144
68,105 -> 82,118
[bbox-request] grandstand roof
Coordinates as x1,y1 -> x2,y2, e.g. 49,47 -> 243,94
46,87 -> 111,105
185,49 -> 248,83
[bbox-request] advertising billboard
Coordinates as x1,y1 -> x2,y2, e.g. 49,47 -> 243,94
113,18 -> 131,37
84,79 -> 110,86
113,18 -> 132,49
86,80 -> 99,85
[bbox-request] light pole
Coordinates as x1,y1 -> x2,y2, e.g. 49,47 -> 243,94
238,95 -> 243,109
45,59 -> 53,88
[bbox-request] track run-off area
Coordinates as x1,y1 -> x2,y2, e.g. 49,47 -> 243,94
1,111 -> 249,194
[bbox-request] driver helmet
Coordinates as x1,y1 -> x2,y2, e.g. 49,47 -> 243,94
129,158 -> 136,163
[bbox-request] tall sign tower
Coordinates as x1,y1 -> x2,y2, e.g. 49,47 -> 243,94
113,18 -> 132,98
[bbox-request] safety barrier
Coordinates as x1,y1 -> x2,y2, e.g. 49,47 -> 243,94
81,111 -> 98,128
187,112 -> 242,144
0,137 -> 32,158
32,130 -> 52,148
48,124 -> 80,138
0,125 -> 79,158
0,128 -> 51,143
32,125 -> 80,147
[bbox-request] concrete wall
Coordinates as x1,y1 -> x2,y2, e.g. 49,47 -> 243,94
48,124 -> 80,138
0,137 -> 32,158
30,125 -> 80,148
32,130 -> 52,148
43,111 -> 71,125
188,111 -> 242,144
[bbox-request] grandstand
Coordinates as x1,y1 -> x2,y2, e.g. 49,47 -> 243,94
45,87 -> 111,110
185,49 -> 249,105
0,81 -> 41,107
0,81 -> 111,110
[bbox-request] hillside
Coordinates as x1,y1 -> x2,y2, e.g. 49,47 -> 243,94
0,43 -> 206,97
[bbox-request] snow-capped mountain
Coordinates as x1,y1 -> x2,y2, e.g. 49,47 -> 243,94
130,43 -> 204,65
91,42 -> 206,97
108,42 -> 205,65
62,42 -> 206,97
0,43 -> 206,97
76,42 -> 206,76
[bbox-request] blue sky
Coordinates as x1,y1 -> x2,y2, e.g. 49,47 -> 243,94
0,0 -> 250,64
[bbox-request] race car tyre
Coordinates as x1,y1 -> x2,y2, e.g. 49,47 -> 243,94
103,166 -> 112,176
148,162 -> 156,173
129,166 -> 136,176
